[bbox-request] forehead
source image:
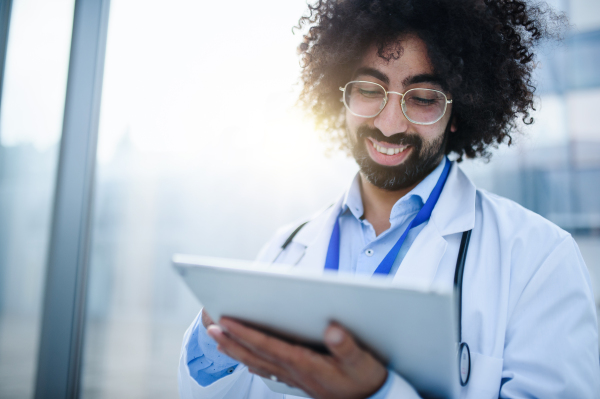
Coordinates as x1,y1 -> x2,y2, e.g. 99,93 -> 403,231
355,36 -> 434,87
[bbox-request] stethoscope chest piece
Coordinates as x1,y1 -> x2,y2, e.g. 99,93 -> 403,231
459,342 -> 471,386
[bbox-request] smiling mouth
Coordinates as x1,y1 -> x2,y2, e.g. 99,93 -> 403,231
372,142 -> 408,155
367,137 -> 410,155
363,137 -> 413,167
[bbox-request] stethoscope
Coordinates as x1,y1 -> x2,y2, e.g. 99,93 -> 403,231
454,229 -> 472,386
273,225 -> 473,387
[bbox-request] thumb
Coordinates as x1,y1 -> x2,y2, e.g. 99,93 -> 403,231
324,324 -> 363,365
201,308 -> 215,329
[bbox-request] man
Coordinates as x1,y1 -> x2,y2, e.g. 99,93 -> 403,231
178,0 -> 600,398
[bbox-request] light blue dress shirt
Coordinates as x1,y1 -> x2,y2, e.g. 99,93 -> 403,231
187,159 -> 447,397
187,310 -> 238,386
338,158 -> 445,277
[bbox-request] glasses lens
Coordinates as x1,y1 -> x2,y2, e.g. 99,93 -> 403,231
344,82 -> 386,117
402,89 -> 447,124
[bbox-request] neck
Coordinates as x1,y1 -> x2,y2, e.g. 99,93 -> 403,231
360,175 -> 420,236
359,156 -> 444,236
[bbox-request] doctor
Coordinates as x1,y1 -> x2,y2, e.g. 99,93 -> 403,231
178,0 -> 600,398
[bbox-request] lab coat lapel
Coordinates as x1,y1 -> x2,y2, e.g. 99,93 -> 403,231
292,196 -> 345,272
392,163 -> 476,288
391,222 -> 448,289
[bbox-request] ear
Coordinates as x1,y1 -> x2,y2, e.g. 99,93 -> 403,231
450,116 -> 457,133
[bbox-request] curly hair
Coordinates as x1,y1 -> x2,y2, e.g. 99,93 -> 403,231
295,0 -> 565,160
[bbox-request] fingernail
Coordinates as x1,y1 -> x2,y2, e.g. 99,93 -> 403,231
218,319 -> 231,333
207,325 -> 223,339
325,326 -> 344,345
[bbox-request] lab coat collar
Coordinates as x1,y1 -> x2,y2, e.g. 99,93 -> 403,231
430,160 -> 476,236
392,163 -> 476,288
291,162 -> 477,276
290,195 -> 345,272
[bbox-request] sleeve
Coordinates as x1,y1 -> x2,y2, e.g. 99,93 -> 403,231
367,370 -> 421,399
185,310 -> 240,386
179,310 -> 261,399
499,236 -> 600,398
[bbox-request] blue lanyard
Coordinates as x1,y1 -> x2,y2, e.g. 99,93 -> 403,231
324,158 -> 452,275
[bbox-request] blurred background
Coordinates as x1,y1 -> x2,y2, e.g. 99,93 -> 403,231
0,0 -> 598,397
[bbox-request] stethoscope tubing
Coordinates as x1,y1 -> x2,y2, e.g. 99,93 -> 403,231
454,229 -> 472,386
454,229 -> 472,342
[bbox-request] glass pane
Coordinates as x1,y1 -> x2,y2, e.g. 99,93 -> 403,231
81,0 -> 356,397
0,0 -> 74,397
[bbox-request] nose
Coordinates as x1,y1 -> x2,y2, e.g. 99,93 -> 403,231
373,94 -> 410,137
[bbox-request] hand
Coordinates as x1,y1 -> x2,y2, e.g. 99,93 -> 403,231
201,308 -> 215,329
207,318 -> 388,399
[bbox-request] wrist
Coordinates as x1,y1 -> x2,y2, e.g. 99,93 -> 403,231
363,369 -> 394,399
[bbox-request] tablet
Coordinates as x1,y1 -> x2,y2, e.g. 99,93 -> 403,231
173,254 -> 459,399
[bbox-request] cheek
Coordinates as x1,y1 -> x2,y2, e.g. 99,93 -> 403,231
419,111 -> 452,142
345,111 -> 363,129
414,125 -> 443,142
345,112 -> 364,144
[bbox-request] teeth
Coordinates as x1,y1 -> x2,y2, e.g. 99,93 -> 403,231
373,142 -> 406,155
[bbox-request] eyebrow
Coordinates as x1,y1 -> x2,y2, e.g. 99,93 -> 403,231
402,73 -> 444,88
352,67 -> 389,85
352,67 -> 444,89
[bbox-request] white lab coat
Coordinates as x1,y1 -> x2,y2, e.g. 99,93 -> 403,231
178,162 -> 600,399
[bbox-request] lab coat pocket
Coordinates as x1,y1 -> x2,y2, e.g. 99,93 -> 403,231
461,351 -> 503,399
274,242 -> 306,266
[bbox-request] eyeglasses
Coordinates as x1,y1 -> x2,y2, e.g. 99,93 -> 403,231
339,81 -> 453,125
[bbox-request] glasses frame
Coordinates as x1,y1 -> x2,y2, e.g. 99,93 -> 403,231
339,80 -> 453,125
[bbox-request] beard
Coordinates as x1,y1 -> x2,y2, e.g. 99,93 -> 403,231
350,125 -> 448,191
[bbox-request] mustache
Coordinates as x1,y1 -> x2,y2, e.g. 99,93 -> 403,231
356,126 -> 422,147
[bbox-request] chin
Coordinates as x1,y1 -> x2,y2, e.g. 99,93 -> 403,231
354,143 -> 445,192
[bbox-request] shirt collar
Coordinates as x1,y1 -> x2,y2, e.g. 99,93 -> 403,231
341,173 -> 364,220
341,157 -> 447,221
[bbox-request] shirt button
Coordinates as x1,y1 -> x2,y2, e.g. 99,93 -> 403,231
365,249 -> 374,256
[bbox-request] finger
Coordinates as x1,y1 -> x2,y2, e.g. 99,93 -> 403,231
208,325 -> 272,368
248,367 -> 298,388
323,324 -> 364,366
201,308 -> 214,329
208,325 -> 298,386
219,318 -> 305,366
208,325 -> 283,373
248,367 -> 293,385
248,367 -> 270,378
